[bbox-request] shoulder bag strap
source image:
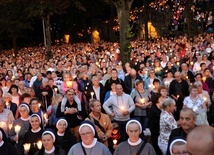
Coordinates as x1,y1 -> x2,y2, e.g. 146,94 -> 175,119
136,140 -> 147,155
81,143 -> 87,155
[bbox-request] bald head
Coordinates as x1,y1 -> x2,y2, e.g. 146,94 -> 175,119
187,126 -> 214,155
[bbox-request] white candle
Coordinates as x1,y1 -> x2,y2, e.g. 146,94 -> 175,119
37,140 -> 42,149
14,125 -> 21,143
113,139 -> 117,145
54,88 -> 58,92
14,125 -> 21,134
90,92 -> 94,99
203,97 -> 207,102
177,95 -> 179,99
23,143 -> 31,152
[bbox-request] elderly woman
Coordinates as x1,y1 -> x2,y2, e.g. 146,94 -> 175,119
23,114 -> 43,155
68,120 -> 112,155
3,93 -> 17,117
0,128 -> 17,155
158,98 -> 177,155
9,103 -> 30,155
55,118 -> 76,154
113,120 -> 156,155
183,84 -> 208,125
34,129 -> 66,155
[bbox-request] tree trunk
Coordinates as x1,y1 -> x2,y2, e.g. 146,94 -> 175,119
45,14 -> 52,59
185,0 -> 198,37
113,0 -> 134,64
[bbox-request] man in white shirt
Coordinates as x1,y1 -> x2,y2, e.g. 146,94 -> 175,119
103,83 -> 135,141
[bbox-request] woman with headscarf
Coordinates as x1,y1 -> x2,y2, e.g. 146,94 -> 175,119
68,120 -> 112,155
113,120 -> 156,155
34,129 -> 66,155
0,128 -> 17,155
55,118 -> 76,154
23,114 -> 44,155
9,103 -> 30,155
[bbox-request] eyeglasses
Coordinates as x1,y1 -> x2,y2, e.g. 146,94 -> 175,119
80,131 -> 92,136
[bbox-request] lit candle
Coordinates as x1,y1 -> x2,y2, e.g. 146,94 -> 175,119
44,114 -> 48,125
177,62 -> 180,66
54,88 -> 58,92
113,139 -> 117,145
5,102 -> 9,109
12,76 -> 15,80
140,98 -> 145,105
14,125 -> 21,143
8,123 -> 12,130
202,77 -> 206,82
177,95 -> 179,99
23,143 -> 31,152
90,92 -> 94,99
190,61 -> 193,65
121,106 -> 125,112
118,61 -> 122,66
186,76 -> 188,79
66,81 -> 73,88
37,140 -> 42,150
203,97 -> 207,102
0,121 -> 6,128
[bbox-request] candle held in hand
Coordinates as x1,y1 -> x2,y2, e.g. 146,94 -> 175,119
37,140 -> 42,149
23,143 -> 31,152
90,92 -> 94,99
113,139 -> 117,145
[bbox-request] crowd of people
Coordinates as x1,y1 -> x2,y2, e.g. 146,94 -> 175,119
0,32 -> 214,155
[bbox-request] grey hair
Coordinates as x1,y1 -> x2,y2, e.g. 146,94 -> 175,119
160,97 -> 175,110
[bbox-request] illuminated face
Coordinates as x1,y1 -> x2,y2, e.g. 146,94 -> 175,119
116,84 -> 123,96
91,101 -> 101,113
30,116 -> 40,130
42,134 -> 54,151
127,123 -> 140,143
79,126 -> 94,145
19,106 -> 29,118
57,120 -> 67,133
190,88 -> 198,96
179,111 -> 195,132
160,89 -> 168,97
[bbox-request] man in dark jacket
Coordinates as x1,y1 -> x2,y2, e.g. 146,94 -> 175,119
124,68 -> 142,94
